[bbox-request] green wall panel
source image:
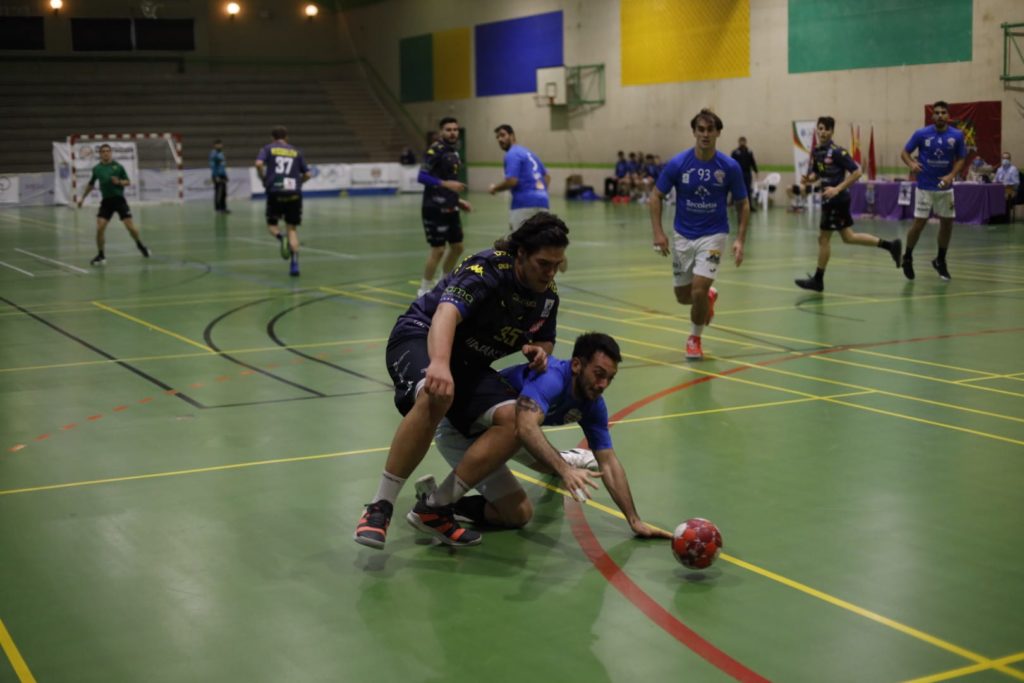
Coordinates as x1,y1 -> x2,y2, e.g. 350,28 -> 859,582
400,33 -> 433,103
788,0 -> 972,73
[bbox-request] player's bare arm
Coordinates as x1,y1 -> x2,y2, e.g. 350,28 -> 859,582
515,396 -> 601,501
594,448 -> 671,539
649,187 -> 670,255
424,302 -> 461,398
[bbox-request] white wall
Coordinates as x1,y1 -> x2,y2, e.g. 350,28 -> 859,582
341,0 -> 1023,175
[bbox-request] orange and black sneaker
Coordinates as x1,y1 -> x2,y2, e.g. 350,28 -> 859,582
686,335 -> 704,361
706,286 -> 718,326
406,494 -> 482,547
354,500 -> 393,549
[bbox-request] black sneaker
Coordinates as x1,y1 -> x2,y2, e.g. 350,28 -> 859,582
902,255 -> 915,280
406,494 -> 482,546
931,258 -> 951,281
795,275 -> 824,292
888,238 -> 902,267
354,500 -> 393,549
138,243 -> 151,258
90,254 -> 106,266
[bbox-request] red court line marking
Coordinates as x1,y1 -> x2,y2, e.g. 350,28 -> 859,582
9,444 -> 25,453
61,424 -> 77,431
567,502 -> 770,683
86,414 -> 103,421
112,405 -> 128,412
139,397 -> 153,404
33,434 -> 50,442
562,323 -> 1024,679
240,369 -> 255,376
215,375 -> 231,382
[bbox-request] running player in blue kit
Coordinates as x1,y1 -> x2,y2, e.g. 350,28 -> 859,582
900,101 -> 966,281
255,126 -> 310,277
650,109 -> 749,361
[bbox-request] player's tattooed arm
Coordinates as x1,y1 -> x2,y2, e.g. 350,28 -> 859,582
515,396 -> 601,501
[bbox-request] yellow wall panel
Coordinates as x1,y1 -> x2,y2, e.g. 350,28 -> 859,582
621,0 -> 750,85
432,27 -> 472,100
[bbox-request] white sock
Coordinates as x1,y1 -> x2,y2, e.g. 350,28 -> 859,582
428,471 -> 471,507
691,323 -> 705,338
420,278 -> 433,291
371,471 -> 406,506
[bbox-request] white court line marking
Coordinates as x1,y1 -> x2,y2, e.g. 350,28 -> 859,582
231,236 -> 356,259
0,261 -> 34,277
13,249 -> 88,274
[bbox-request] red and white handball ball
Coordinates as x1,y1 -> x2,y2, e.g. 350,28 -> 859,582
671,518 -> 722,570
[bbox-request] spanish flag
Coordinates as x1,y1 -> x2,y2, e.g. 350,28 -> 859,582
850,125 -> 862,166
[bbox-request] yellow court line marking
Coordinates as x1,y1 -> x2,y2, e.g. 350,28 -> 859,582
0,433 -> 1013,677
713,276 -> 882,301
0,212 -> 61,231
561,307 -> 787,352
91,302 -> 214,353
713,321 -> 1019,383
0,446 -> 389,497
0,617 -> 36,683
319,285 -> 407,309
810,355 -> 1024,401
957,373 -> 1024,385
509,472 -> 1022,680
720,286 -> 1024,317
0,337 -> 387,374
567,328 -> 1024,446
848,348 -> 1000,377
609,391 -> 875,425
0,290 -> 303,318
901,651 -> 1024,683
355,284 -> 416,299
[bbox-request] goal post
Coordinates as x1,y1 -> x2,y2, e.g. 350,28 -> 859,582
65,132 -> 183,206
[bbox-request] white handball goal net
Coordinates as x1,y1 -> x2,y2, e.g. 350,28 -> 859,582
61,133 -> 183,206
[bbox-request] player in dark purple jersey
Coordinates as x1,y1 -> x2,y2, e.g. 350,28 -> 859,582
794,116 -> 902,292
255,126 -> 310,276
353,214 -> 594,550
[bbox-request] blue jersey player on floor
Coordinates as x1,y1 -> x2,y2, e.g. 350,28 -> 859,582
427,332 -> 670,539
650,108 -> 749,361
255,126 -> 310,277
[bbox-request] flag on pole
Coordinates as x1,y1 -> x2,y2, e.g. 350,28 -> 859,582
868,126 -> 877,180
851,125 -> 862,165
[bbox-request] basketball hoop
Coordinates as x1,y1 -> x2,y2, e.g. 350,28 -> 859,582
533,94 -> 554,108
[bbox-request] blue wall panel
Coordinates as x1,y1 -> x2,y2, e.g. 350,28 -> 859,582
474,11 -> 563,97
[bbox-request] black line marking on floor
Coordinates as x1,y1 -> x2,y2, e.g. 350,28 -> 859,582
202,298 -> 326,397
265,294 -> 393,389
0,296 -> 204,409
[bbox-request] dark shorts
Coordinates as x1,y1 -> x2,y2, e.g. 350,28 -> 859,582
97,196 -> 131,221
385,332 -> 516,436
266,193 -> 303,226
820,195 -> 854,231
421,206 -> 463,247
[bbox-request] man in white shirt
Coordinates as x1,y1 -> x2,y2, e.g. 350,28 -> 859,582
994,152 -> 1020,204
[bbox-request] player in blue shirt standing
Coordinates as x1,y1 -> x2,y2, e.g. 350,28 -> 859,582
650,109 -> 749,361
899,101 -> 966,280
255,126 -> 310,277
424,332 -> 669,540
489,124 -> 550,229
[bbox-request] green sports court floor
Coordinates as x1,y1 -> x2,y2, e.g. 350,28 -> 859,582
1,194 -> 1022,683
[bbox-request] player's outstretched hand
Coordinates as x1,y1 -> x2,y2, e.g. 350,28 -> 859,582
522,344 -> 548,372
443,179 -> 466,192
423,361 -> 454,399
458,199 -> 473,212
563,468 -> 603,502
630,520 -> 673,539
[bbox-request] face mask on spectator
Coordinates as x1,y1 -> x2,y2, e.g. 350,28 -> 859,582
1002,159 -> 1011,168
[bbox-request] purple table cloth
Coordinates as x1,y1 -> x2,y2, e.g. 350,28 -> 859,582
849,182 -> 1006,224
